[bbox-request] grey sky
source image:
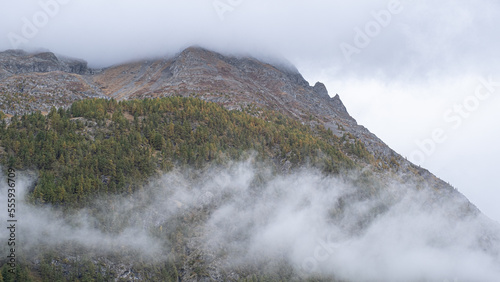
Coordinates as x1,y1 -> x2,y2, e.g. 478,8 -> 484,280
0,0 -> 499,222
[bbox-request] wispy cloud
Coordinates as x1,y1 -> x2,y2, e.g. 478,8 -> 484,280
2,162 -> 499,280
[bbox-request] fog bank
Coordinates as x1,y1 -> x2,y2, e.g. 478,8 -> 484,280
1,162 -> 499,280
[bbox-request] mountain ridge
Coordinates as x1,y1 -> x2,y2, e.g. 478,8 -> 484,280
0,46 -> 453,193
0,47 -> 379,148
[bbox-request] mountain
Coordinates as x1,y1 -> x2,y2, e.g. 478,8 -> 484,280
0,47 -> 452,191
1,47 -> 499,281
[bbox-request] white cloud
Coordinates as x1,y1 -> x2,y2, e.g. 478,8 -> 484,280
4,163 -> 499,280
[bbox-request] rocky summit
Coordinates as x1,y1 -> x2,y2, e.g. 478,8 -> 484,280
0,49 -> 105,116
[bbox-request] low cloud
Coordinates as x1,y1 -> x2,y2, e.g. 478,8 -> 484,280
0,168 -> 165,261
1,161 -> 499,280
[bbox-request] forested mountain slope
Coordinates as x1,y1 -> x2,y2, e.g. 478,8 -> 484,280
0,97 -> 374,206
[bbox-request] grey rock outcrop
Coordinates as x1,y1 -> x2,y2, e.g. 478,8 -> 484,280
313,82 -> 329,98
0,49 -> 89,76
0,50 -> 104,115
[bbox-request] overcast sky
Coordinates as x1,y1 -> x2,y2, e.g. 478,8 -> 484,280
0,0 -> 499,222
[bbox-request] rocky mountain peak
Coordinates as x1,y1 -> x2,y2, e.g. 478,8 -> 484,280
89,47 -> 351,121
0,49 -> 89,76
313,82 -> 329,98
32,51 -> 59,63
